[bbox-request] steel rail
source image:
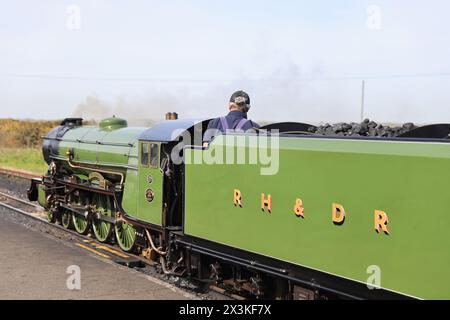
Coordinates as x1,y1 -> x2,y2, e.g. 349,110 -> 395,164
0,167 -> 40,180
0,191 -> 43,210
0,198 -> 47,223
0,193 -> 150,266
0,170 -> 232,300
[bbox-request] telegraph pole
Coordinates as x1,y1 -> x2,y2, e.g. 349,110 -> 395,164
360,80 -> 366,122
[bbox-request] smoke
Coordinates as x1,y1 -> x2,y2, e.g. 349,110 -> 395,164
71,87 -> 225,126
72,93 -> 179,126
71,61 -> 368,127
244,62 -> 364,124
73,95 -> 112,120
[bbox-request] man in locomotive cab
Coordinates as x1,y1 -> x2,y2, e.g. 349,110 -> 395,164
203,90 -> 260,147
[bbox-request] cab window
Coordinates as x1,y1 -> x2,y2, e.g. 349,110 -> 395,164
150,143 -> 159,168
141,143 -> 149,166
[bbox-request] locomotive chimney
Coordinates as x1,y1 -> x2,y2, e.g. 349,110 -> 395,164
165,112 -> 178,120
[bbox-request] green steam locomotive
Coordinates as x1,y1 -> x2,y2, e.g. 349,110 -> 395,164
28,116 -> 450,299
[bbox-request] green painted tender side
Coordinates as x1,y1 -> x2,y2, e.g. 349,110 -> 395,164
184,135 -> 450,299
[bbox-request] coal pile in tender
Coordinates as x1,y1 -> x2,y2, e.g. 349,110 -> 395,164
310,119 -> 417,137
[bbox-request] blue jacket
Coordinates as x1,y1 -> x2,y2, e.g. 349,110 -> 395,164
203,111 -> 260,143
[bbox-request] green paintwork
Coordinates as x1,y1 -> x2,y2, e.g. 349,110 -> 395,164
56,125 -> 147,182
37,185 -> 55,222
136,142 -> 163,226
47,119 -> 167,224
184,135 -> 450,300
61,209 -> 73,229
92,194 -> 114,243
99,117 -> 128,131
73,214 -> 89,234
37,184 -> 46,208
72,194 -> 90,235
46,210 -> 56,223
49,121 -> 152,222
121,142 -> 139,215
115,221 -> 137,252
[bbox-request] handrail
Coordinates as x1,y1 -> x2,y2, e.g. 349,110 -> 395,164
62,151 -> 125,188
42,136 -> 135,147
50,155 -> 137,171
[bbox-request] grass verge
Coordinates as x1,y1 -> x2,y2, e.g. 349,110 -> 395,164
0,148 -> 47,175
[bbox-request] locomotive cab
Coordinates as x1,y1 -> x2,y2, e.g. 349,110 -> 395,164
128,119 -> 210,230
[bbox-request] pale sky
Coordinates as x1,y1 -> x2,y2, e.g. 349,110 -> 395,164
0,0 -> 449,124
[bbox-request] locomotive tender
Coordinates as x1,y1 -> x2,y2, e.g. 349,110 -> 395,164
28,116 -> 450,300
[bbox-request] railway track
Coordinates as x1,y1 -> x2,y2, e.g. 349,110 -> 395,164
0,180 -> 225,300
0,190 -> 146,267
0,170 -> 148,267
0,170 -> 142,264
0,170 -> 238,300
0,166 -> 39,180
